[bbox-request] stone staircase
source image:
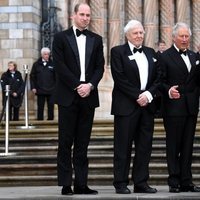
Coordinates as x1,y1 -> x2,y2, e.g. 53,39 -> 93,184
0,118 -> 200,187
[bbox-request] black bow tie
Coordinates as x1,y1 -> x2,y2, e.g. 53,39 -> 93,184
133,47 -> 143,53
179,49 -> 187,56
76,29 -> 87,37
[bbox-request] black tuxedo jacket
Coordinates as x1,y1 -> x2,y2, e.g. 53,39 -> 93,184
159,45 -> 200,116
111,43 -> 161,116
52,27 -> 104,108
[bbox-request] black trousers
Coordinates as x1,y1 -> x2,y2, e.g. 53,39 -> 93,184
37,94 -> 54,120
57,96 -> 95,187
113,107 -> 154,188
9,106 -> 19,121
163,115 -> 197,187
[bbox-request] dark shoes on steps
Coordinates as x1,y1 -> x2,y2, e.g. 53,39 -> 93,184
115,184 -> 157,194
61,185 -> 98,195
134,185 -> 157,193
169,184 -> 200,193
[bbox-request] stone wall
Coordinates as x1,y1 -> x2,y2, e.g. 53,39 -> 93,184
0,0 -> 41,114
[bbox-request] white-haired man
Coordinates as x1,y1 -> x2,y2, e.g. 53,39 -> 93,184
159,22 -> 200,193
30,47 -> 56,120
111,20 -> 161,194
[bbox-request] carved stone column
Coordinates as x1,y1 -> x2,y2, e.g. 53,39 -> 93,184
192,0 -> 200,51
176,0 -> 190,25
159,0 -> 174,48
55,0 -> 69,29
108,0 -> 121,49
125,0 -> 142,23
143,0 -> 159,48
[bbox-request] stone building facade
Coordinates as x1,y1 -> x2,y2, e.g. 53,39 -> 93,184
0,0 -> 200,119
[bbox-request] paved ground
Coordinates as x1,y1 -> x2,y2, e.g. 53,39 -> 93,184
0,186 -> 200,200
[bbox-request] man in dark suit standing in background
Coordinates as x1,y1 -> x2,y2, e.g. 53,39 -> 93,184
159,22 -> 200,193
111,20 -> 161,194
52,3 -> 104,196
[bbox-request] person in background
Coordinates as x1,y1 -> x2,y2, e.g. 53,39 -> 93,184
30,47 -> 56,120
159,22 -> 200,193
154,40 -> 167,118
110,19 -> 161,194
52,3 -> 104,195
1,61 -> 24,121
157,40 -> 167,56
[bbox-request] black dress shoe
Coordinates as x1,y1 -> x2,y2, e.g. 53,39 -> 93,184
74,185 -> 98,194
180,184 -> 200,192
169,186 -> 180,193
134,185 -> 157,193
115,187 -> 131,194
61,186 -> 73,195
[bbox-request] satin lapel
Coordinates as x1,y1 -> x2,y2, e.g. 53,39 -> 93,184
187,51 -> 197,81
169,46 -> 189,75
65,28 -> 80,68
124,44 -> 140,83
85,33 -> 95,71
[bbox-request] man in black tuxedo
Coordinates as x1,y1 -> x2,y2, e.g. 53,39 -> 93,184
52,3 -> 104,195
159,22 -> 200,193
111,20 -> 161,194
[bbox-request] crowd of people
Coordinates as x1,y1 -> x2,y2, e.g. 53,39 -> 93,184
1,1 -> 200,196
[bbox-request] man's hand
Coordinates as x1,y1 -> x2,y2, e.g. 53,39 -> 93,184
169,85 -> 180,99
137,93 -> 148,107
77,83 -> 91,98
32,88 -> 37,94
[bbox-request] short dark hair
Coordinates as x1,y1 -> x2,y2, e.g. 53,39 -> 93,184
157,40 -> 166,45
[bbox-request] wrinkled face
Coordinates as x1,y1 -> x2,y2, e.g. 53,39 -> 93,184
173,27 -> 190,50
73,4 -> 91,30
42,52 -> 50,61
8,63 -> 15,72
126,25 -> 144,47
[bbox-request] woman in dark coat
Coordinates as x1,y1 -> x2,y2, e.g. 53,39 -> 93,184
1,61 -> 24,121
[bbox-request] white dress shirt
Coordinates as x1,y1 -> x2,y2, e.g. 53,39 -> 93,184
128,42 -> 153,103
73,26 -> 86,82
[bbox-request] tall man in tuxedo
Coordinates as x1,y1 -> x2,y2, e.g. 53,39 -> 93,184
159,22 -> 200,193
52,3 -> 104,195
111,20 -> 161,194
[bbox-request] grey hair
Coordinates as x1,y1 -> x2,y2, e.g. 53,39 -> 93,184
41,47 -> 51,55
124,20 -> 144,34
172,22 -> 192,37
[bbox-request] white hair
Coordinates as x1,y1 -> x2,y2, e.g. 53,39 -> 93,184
124,20 -> 144,34
41,47 -> 51,55
172,22 -> 192,37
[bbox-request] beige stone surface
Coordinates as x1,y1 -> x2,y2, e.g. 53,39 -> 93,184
0,13 -> 9,22
0,0 -> 8,6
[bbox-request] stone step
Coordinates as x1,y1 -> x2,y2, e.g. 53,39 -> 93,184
0,173 -> 200,187
1,163 -> 200,177
1,143 -> 200,155
0,118 -> 200,186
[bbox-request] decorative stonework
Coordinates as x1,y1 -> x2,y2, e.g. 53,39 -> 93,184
159,0 -> 174,48
192,0 -> 200,51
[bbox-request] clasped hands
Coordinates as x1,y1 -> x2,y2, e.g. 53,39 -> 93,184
77,83 -> 91,98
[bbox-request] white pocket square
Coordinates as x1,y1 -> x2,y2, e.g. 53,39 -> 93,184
196,60 -> 200,65
153,58 -> 157,62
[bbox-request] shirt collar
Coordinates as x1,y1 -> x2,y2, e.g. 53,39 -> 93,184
173,44 -> 187,53
128,41 -> 142,52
